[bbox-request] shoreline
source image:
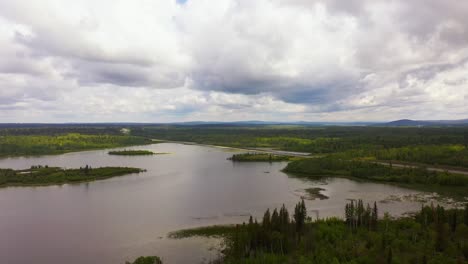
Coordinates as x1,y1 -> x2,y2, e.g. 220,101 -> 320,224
152,139 -> 311,157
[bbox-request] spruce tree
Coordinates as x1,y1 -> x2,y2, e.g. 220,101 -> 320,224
387,247 -> 393,264
371,201 -> 378,231
464,203 -> 468,226
271,208 -> 280,231
263,209 -> 271,231
294,199 -> 307,235
450,210 -> 457,233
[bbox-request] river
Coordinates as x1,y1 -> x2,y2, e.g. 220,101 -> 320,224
0,143 -> 443,263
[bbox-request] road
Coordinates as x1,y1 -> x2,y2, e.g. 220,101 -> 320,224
375,161 -> 468,176
153,139 -> 468,175
152,139 -> 311,157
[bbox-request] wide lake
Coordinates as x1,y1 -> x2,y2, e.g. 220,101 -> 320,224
0,143 -> 442,263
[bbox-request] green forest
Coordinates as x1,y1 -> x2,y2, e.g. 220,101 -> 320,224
170,200 -> 468,264
0,165 -> 144,187
284,157 -> 468,187
132,126 -> 468,169
0,125 -> 467,263
283,157 -> 468,197
0,133 -> 151,156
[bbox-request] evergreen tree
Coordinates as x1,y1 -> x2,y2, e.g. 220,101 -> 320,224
263,209 -> 271,231
450,210 -> 457,233
271,208 -> 280,231
350,200 -> 356,229
387,247 -> 393,264
465,203 -> 468,226
371,201 -> 378,230
364,203 -> 372,229
357,199 -> 364,227
436,220 -> 449,252
294,199 -> 307,235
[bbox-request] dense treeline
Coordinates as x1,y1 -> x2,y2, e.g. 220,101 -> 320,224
172,200 -> 468,263
374,145 -> 468,168
132,126 -> 468,168
284,157 -> 468,187
0,166 -> 144,187
132,126 -> 468,150
229,153 -> 290,162
0,126 -> 125,136
2,125 -> 468,168
0,133 -> 151,156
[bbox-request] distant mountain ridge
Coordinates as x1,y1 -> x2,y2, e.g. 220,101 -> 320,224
0,119 -> 467,128
382,119 -> 468,126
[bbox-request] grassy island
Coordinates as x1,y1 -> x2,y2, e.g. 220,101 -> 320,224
0,165 -> 145,187
170,200 -> 468,264
108,150 -> 156,155
229,153 -> 290,162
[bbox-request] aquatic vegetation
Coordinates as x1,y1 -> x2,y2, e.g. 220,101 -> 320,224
168,225 -> 237,239
303,187 -> 329,200
125,256 -> 162,264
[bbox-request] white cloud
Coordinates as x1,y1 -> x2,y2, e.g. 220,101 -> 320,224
0,0 -> 466,122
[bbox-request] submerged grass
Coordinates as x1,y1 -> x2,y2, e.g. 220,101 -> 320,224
168,225 -> 237,239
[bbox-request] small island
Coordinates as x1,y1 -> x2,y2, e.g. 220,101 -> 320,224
228,153 -> 290,162
0,165 -> 145,187
108,150 -> 159,156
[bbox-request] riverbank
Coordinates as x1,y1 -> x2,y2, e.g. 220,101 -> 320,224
167,201 -> 468,264
0,166 -> 145,187
152,139 -> 311,157
284,157 -> 468,199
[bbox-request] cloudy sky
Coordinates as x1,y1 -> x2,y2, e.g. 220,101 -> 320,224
0,0 -> 467,122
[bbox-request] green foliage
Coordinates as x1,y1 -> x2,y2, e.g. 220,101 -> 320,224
229,153 -> 290,162
108,150 -> 156,155
132,126 -> 468,168
175,201 -> 468,264
0,133 -> 151,156
0,166 -> 144,187
126,256 -> 162,264
375,144 -> 468,168
133,126 -> 468,149
284,157 -> 468,187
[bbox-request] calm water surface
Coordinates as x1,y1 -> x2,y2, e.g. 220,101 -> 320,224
0,143 -> 433,263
